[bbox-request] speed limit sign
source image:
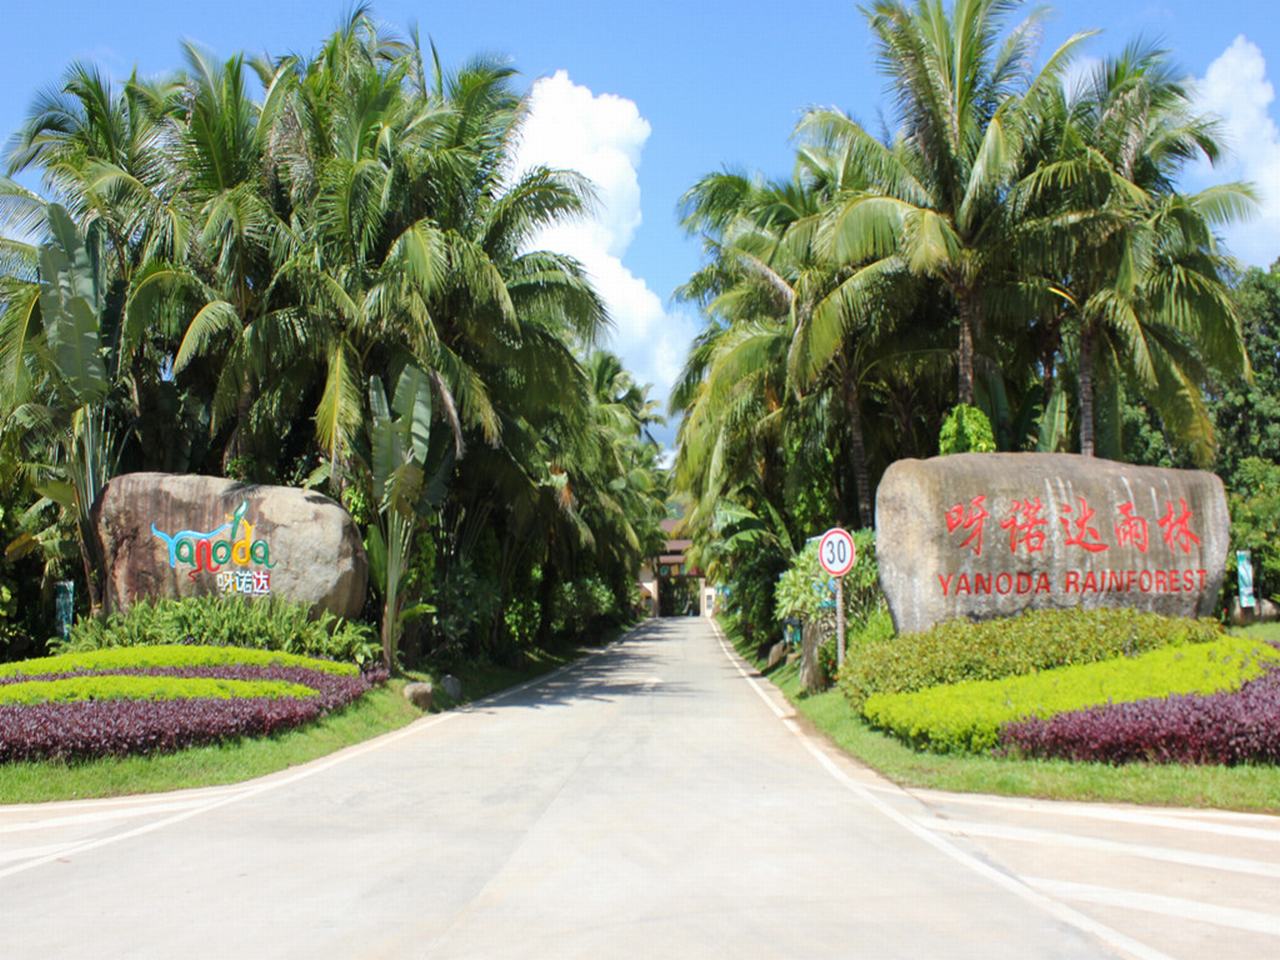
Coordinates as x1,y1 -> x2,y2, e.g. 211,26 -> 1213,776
818,527 -> 856,578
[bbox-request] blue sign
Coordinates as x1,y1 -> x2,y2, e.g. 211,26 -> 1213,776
54,580 -> 75,639
1237,550 -> 1256,609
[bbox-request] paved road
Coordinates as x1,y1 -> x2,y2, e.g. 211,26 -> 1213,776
2,618 -> 1277,959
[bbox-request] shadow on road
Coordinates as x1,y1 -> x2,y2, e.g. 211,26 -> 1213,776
471,619 -> 700,712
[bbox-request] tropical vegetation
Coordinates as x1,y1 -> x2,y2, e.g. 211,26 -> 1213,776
673,0 -> 1271,639
0,8 -> 666,669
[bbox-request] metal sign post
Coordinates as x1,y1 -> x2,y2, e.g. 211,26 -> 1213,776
818,528 -> 857,668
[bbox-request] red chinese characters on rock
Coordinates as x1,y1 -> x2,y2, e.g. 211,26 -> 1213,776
1059,496 -> 1108,553
1158,498 -> 1201,554
944,495 -> 989,557
1114,502 -> 1149,553
1000,498 -> 1048,554
943,493 -> 1201,558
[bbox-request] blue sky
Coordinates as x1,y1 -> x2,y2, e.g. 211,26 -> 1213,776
4,2 -> 1279,445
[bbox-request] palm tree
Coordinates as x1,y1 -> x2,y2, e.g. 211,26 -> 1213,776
1026,45 -> 1254,462
803,0 -> 1091,405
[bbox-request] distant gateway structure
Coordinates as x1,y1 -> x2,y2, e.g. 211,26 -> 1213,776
638,519 -> 716,618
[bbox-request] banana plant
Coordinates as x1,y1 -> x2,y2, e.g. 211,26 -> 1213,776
366,363 -> 442,670
5,204 -> 120,611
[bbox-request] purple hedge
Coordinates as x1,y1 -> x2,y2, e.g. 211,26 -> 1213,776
0,665 -> 389,763
1000,668 -> 1280,766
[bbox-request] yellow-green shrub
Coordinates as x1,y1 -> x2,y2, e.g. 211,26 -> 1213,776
0,644 -> 358,679
839,608 -> 1222,709
862,637 -> 1280,754
0,674 -> 317,706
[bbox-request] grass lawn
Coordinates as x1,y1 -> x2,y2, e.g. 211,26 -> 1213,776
0,630 -> 621,805
1232,621 -> 1280,643
726,621 -> 1280,814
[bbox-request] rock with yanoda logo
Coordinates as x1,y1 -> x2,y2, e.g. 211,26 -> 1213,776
93,473 -> 368,618
874,453 -> 1229,635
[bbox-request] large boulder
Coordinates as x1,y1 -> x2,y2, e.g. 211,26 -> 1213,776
875,453 -> 1229,635
94,473 -> 367,619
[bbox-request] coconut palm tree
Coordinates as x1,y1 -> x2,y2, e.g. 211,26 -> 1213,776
802,0 -> 1091,406
1024,44 -> 1255,462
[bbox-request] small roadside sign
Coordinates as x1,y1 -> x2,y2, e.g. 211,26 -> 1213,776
817,527 -> 856,667
1238,550 -> 1256,609
818,527 -> 856,578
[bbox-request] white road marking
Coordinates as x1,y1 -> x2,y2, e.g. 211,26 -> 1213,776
918,817 -> 1280,878
0,840 -> 83,864
0,634 -> 630,881
902,788 -> 1280,840
0,796 -> 239,833
710,622 -> 1175,960
1026,878 -> 1280,937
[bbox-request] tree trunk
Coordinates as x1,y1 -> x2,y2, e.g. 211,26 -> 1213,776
842,371 -> 874,530
1079,322 -> 1095,457
799,619 -> 826,693
957,290 -> 977,405
223,376 -> 255,473
78,527 -> 104,617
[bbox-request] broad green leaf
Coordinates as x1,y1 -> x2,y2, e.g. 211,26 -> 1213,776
392,362 -> 433,463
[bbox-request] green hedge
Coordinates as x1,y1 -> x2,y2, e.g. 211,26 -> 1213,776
838,608 -> 1223,709
0,645 -> 358,679
862,637 -> 1280,754
0,674 -> 317,706
58,597 -> 378,665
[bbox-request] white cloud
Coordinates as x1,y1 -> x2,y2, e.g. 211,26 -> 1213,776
512,70 -> 697,435
1191,36 -> 1280,267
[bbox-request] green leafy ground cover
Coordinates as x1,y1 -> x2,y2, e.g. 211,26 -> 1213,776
724,616 -> 1280,813
59,597 -> 378,666
862,637 -> 1280,753
0,674 -> 317,706
0,645 -> 358,679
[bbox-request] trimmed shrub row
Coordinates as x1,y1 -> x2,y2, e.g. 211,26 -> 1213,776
0,664 -> 388,762
839,608 -> 1222,709
1001,667 -> 1280,765
861,638 -> 1280,754
0,674 -> 316,706
0,644 -> 359,680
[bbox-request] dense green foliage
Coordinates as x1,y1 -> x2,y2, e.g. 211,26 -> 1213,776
838,608 -> 1222,709
55,597 -> 378,664
1227,458 -> 1280,602
862,637 -> 1280,753
772,530 -> 886,686
670,0 -> 1271,630
938,405 -> 997,455
0,674 -> 316,705
0,9 -> 664,664
0,643 -> 358,679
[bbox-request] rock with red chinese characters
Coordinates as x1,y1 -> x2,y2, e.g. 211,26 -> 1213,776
874,453 -> 1228,634
94,473 -> 368,619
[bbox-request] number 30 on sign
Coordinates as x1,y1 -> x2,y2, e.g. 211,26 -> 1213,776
818,527 -> 856,578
